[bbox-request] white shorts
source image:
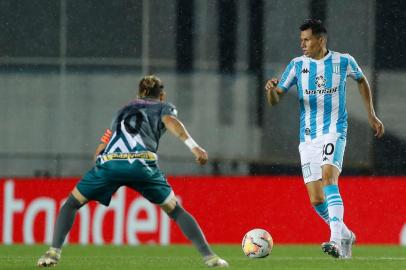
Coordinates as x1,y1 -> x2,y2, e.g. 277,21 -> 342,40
299,133 -> 346,184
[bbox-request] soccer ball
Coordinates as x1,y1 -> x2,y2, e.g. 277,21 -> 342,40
242,228 -> 273,258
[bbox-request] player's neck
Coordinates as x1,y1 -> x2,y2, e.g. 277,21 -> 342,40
140,96 -> 159,101
313,48 -> 329,60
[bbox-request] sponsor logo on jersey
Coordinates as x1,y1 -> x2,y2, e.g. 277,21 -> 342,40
101,152 -> 157,162
315,75 -> 326,88
305,87 -> 338,95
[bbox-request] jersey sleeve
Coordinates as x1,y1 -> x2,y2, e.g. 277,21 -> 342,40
277,60 -> 297,92
161,102 -> 178,117
346,55 -> 364,81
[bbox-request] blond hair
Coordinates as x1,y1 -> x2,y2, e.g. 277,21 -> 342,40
138,75 -> 163,98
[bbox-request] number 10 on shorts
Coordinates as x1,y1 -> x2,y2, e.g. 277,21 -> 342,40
323,143 -> 335,156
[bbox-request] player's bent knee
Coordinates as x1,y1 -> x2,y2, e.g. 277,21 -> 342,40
311,198 -> 326,206
322,165 -> 340,185
161,200 -> 177,214
309,191 -> 325,205
64,194 -> 85,210
305,180 -> 325,205
160,193 -> 177,214
166,202 -> 183,220
71,187 -> 88,205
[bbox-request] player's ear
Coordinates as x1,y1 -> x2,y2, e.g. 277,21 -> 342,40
159,90 -> 166,101
320,35 -> 327,45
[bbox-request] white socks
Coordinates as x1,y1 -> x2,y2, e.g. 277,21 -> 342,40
313,185 -> 351,243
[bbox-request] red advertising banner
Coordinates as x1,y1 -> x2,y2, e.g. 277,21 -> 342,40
1,176 -> 405,245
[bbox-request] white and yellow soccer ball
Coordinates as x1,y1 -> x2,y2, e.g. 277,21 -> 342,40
242,228 -> 273,258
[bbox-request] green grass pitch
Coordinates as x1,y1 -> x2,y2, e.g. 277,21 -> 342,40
1,244 -> 405,270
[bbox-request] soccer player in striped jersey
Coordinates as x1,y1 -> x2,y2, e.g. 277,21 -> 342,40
265,19 -> 384,258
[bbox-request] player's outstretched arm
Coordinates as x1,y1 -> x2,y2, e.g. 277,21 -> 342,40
162,115 -> 208,165
265,78 -> 284,105
357,76 -> 385,138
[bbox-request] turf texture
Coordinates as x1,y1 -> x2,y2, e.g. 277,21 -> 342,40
1,244 -> 405,270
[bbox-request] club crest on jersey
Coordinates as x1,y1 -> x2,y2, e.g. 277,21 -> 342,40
315,75 -> 326,88
333,63 -> 340,74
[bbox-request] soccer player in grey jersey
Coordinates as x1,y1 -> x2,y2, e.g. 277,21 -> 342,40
37,75 -> 228,268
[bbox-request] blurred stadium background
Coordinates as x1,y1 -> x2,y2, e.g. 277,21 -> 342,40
1,0 -> 405,177
1,0 -> 406,252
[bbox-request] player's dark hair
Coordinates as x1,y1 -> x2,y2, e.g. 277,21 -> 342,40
299,19 -> 327,37
138,75 -> 164,98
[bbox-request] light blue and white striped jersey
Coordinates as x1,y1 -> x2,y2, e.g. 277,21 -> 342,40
277,51 -> 364,142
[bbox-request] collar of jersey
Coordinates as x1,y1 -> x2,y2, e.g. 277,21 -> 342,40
305,50 -> 332,63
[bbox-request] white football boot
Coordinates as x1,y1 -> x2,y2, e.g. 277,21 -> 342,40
204,255 -> 229,268
321,241 -> 343,258
37,247 -> 61,267
341,231 -> 356,259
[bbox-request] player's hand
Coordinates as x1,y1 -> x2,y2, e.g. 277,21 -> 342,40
369,115 -> 384,138
265,78 -> 282,94
265,78 -> 283,105
191,146 -> 208,165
